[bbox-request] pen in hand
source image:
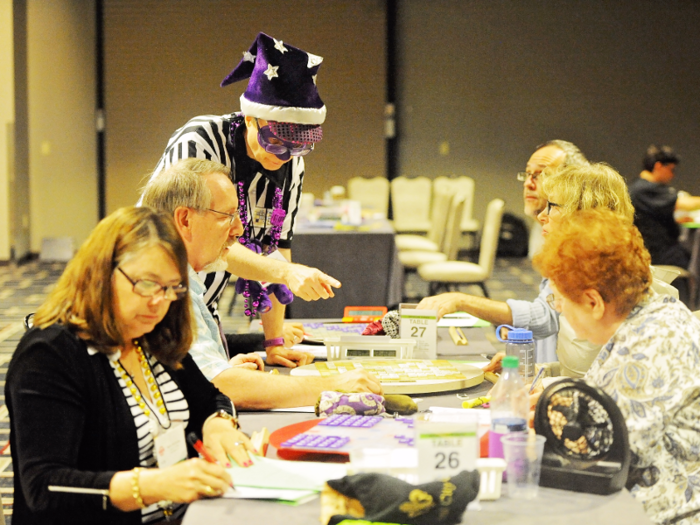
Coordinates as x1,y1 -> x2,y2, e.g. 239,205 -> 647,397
186,433 -> 236,491
187,432 -> 217,464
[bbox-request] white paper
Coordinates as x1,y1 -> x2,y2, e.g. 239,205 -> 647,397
222,486 -> 318,504
437,312 -> 484,327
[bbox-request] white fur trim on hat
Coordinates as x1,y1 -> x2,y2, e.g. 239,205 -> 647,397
240,95 -> 326,125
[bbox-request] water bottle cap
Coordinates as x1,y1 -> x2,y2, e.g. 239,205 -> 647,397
502,355 -> 519,368
506,328 -> 533,341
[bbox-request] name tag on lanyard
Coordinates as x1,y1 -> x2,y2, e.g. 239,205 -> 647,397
154,421 -> 188,468
252,207 -> 272,229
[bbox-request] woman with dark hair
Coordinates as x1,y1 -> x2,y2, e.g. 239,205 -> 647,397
7,206 -> 253,525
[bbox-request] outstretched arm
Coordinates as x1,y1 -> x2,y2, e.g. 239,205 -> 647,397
417,292 -> 514,324
212,368 -> 383,410
226,243 -> 341,300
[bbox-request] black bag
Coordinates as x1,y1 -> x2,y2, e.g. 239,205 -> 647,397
497,212 -> 529,257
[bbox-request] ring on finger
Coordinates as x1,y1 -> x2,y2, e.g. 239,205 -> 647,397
204,485 -> 215,496
232,442 -> 243,447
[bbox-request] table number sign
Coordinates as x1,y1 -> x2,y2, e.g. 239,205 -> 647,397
415,414 -> 477,483
399,303 -> 437,359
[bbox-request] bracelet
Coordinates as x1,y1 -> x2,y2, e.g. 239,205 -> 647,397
263,337 -> 284,348
131,467 -> 145,509
204,408 -> 240,430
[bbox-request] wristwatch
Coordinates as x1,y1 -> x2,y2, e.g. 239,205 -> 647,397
208,409 -> 240,430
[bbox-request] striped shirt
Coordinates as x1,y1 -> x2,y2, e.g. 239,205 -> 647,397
150,113 -> 305,320
104,348 -> 190,523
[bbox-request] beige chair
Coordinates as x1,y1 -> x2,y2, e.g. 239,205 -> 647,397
395,190 -> 452,252
347,176 -> 390,216
398,194 -> 465,269
418,198 -> 505,297
390,176 -> 432,232
433,175 -> 480,237
653,264 -> 697,309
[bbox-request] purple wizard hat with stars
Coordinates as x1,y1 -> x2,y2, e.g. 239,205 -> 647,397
221,32 -> 325,143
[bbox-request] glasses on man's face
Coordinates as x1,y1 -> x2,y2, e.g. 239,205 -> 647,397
206,208 -> 240,226
255,119 -> 314,158
546,293 -> 562,312
117,267 -> 187,301
545,201 -> 561,215
516,171 -> 540,183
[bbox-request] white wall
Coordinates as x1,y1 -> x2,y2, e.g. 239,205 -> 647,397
27,0 -> 97,253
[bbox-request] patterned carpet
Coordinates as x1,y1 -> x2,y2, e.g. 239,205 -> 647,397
0,261 -> 69,523
0,256 -> 541,522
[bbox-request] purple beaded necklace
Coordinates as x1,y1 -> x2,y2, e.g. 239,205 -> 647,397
237,181 -> 286,317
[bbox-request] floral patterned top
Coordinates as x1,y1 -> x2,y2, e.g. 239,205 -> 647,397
585,293 -> 700,525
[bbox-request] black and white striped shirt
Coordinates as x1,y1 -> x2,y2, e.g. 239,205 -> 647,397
109,351 -> 190,523
150,113 -> 305,319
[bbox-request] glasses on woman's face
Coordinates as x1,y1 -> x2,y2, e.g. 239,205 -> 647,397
545,201 -> 561,215
117,267 -> 187,301
255,119 -> 314,159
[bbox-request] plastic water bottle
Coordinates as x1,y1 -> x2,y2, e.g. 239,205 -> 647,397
488,355 -> 528,459
495,324 -> 535,379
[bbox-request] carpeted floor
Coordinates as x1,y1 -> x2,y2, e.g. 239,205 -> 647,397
0,256 -> 542,523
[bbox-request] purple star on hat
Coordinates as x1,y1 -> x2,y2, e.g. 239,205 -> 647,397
221,32 -> 325,143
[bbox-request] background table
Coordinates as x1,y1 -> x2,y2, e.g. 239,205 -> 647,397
287,219 -> 403,318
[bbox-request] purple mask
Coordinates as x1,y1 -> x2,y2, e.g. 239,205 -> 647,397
255,119 -> 314,161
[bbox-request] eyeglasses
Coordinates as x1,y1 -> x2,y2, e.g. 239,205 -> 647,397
546,293 -> 562,312
206,208 -> 240,226
117,267 -> 187,301
516,171 -> 540,183
255,119 -> 314,159
545,201 -> 561,215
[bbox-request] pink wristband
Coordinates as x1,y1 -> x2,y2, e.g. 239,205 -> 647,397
263,337 -> 285,348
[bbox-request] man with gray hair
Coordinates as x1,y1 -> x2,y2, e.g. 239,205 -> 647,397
142,158 -> 382,409
521,140 -> 588,256
418,140 -> 588,363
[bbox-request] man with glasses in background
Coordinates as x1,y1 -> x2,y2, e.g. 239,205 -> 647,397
519,140 -> 589,257
146,32 -> 336,368
418,140 -> 587,363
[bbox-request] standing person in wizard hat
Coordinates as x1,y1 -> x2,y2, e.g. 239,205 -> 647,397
146,32 -> 340,368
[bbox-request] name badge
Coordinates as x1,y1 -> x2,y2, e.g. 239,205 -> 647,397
253,207 -> 271,228
154,422 -> 188,468
415,414 -> 477,483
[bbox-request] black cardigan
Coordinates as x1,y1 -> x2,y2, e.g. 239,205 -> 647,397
6,324 -> 233,525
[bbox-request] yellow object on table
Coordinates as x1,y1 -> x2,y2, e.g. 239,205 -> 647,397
461,396 -> 491,409
449,326 -> 469,345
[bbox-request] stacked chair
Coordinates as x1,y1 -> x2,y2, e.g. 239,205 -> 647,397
390,176 -> 432,233
347,176 -> 390,217
397,192 -> 465,270
395,189 -> 452,253
433,175 -> 480,245
418,198 -> 505,297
